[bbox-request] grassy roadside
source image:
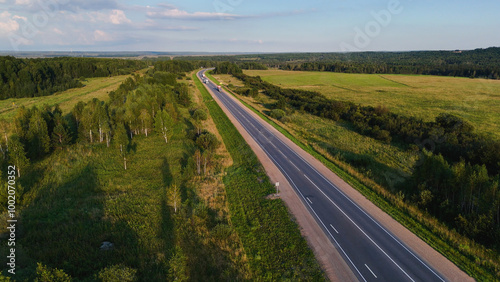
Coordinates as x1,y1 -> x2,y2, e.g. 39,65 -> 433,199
206,72 -> 499,280
193,73 -> 325,280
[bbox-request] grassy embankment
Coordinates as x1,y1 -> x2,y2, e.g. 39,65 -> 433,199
209,71 -> 500,280
193,72 -> 325,280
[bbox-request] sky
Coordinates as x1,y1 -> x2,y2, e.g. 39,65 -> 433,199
0,0 -> 499,53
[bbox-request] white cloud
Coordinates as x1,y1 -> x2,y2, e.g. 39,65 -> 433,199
84,10 -> 131,25
228,38 -> 266,45
11,0 -> 119,11
14,0 -> 31,5
0,11 -> 20,34
54,9 -> 131,26
147,7 -> 243,20
109,10 -> 131,25
53,27 -> 64,35
93,29 -> 112,42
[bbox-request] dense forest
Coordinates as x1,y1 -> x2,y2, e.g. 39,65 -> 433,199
215,63 -> 500,248
0,57 -> 147,100
178,47 -> 500,79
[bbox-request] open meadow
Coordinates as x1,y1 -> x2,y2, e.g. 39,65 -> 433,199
244,70 -> 500,140
0,71 -> 145,120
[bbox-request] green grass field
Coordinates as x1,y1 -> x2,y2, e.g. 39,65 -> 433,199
0,73 -> 142,120
244,70 -> 500,140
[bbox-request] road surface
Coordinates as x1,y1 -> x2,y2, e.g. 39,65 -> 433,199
197,70 -> 469,282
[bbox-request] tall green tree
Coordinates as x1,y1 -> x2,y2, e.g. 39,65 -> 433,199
0,119 -> 9,158
13,106 -> 31,140
139,108 -> 152,137
168,246 -> 189,281
80,99 -> 104,143
96,103 -> 110,143
176,83 -> 191,107
194,149 -> 201,175
123,105 -> 138,139
114,123 -> 129,170
8,135 -> 29,177
27,108 -> 51,158
72,101 -> 85,131
168,184 -> 181,213
196,132 -> 220,152
192,108 -> 207,135
154,110 -> 173,143
51,114 -> 71,150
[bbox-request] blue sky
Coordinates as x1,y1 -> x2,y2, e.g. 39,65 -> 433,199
0,0 -> 499,52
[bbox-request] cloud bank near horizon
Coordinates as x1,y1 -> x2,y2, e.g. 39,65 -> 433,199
0,0 -> 499,52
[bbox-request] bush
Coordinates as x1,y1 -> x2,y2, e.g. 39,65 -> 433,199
35,263 -> 72,282
152,71 -> 177,86
372,127 -> 392,143
192,108 -> 208,121
269,109 -> 286,120
97,265 -> 137,282
196,132 -> 220,151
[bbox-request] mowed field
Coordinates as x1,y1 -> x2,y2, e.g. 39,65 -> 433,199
0,72 -> 142,120
244,70 -> 500,140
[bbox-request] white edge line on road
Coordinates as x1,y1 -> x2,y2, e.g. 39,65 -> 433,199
306,197 -> 313,204
365,264 -> 378,279
267,153 -> 367,282
330,224 -> 339,234
302,173 -> 415,282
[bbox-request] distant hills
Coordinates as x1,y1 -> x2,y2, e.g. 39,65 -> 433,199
0,51 -> 263,59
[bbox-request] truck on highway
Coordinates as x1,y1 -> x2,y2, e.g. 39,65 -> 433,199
217,85 -> 222,92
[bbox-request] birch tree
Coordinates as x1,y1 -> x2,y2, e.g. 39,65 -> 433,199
168,184 -> 181,213
194,149 -> 201,175
114,123 -> 129,170
8,135 -> 29,177
154,110 -> 173,143
139,109 -> 152,137
0,119 -> 9,158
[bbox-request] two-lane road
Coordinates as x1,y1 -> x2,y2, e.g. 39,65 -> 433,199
198,70 -> 455,281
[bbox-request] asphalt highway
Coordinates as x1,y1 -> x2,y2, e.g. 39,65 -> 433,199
198,70 -> 446,282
